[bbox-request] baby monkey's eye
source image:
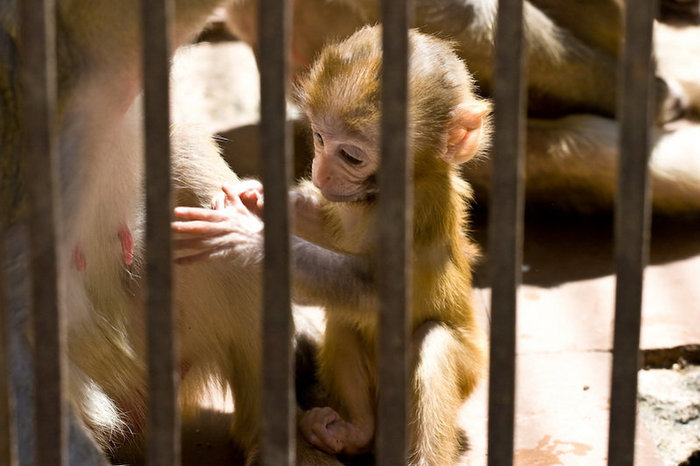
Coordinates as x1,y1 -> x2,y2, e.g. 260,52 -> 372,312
314,132 -> 324,146
339,149 -> 362,166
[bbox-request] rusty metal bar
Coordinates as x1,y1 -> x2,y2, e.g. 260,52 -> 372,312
377,1 -> 412,465
487,0 -> 526,465
607,2 -> 657,465
17,0 -> 67,465
259,0 -> 294,465
141,0 -> 179,465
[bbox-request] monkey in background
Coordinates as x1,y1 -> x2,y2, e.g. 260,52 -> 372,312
225,0 -> 675,120
172,26 -> 488,465
225,0 -> 700,215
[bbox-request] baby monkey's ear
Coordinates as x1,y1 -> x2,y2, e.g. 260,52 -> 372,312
441,102 -> 491,165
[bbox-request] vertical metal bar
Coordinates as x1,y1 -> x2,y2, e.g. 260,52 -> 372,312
141,0 -> 179,465
607,2 -> 656,465
377,1 -> 412,465
1,250 -> 15,466
259,1 -> 293,465
17,0 -> 67,465
487,0 -> 526,465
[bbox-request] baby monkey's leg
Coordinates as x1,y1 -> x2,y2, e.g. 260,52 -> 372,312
300,322 -> 374,456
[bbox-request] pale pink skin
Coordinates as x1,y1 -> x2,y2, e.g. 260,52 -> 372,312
73,245 -> 87,271
72,223 -> 134,271
300,406 -> 373,455
118,223 -> 134,266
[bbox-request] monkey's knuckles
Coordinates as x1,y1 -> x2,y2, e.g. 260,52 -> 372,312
330,421 -> 373,456
310,427 -> 344,455
227,214 -> 264,239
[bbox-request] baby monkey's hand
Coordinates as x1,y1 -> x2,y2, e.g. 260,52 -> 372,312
211,180 -> 264,217
172,182 -> 264,265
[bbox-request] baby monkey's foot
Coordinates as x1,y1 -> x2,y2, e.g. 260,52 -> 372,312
300,407 -> 373,456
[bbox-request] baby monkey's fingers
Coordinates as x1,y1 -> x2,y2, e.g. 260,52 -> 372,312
173,206 -> 234,222
223,182 -> 264,217
171,219 -> 236,235
210,191 -> 227,210
212,180 -> 263,210
174,231 -> 263,265
210,182 -> 242,209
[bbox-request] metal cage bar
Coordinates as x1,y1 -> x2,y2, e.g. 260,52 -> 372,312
17,0 -> 67,465
259,0 -> 294,465
608,2 -> 657,464
0,252 -> 14,466
141,0 -> 180,465
487,0 -> 526,465
376,1 -> 412,465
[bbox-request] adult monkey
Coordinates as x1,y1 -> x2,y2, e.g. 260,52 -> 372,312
226,0 -> 700,214
227,0 -> 673,119
0,1 -> 341,465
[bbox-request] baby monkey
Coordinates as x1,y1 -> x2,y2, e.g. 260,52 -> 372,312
173,25 -> 488,465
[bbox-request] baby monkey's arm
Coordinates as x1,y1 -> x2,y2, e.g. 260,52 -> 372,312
172,182 -> 376,310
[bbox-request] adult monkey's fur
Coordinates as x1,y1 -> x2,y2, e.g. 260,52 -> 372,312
227,0 -> 700,214
0,1 -> 339,465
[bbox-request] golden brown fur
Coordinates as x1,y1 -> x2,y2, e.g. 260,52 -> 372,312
166,26 -> 488,465
293,27 -> 487,465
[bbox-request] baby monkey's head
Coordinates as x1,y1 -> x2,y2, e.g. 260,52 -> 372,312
295,25 -> 491,202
